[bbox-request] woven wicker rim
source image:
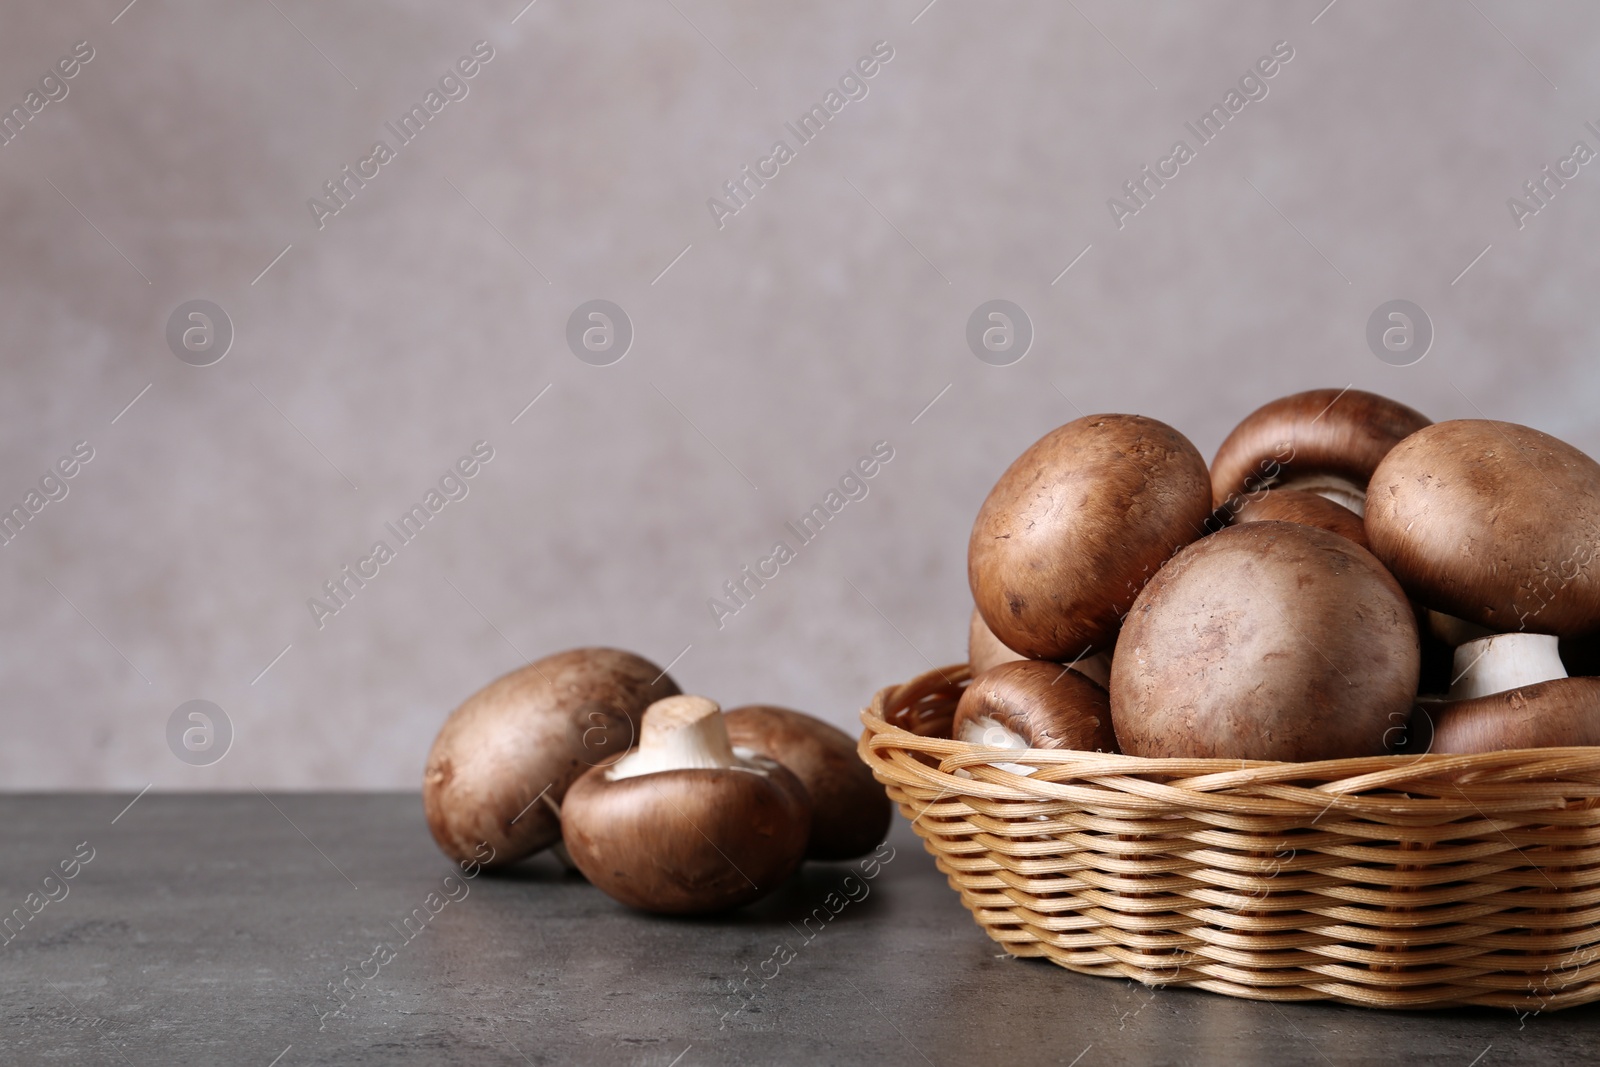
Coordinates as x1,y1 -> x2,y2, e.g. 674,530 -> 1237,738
858,663 -> 1600,1011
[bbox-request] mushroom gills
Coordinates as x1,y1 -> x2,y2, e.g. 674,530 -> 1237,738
1275,471 -> 1366,515
1449,633 -> 1568,700
956,715 -> 1040,777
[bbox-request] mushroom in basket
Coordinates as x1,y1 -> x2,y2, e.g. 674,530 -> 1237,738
1367,420 -> 1600,753
952,660 -> 1117,775
1210,387 -> 1430,516
1109,521 -> 1420,761
968,413 -> 1212,665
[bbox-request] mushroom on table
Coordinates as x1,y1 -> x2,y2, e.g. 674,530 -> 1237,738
561,695 -> 811,914
724,704 -> 890,861
422,647 -> 680,870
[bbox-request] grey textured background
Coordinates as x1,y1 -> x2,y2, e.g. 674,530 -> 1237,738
3,0 -> 1597,789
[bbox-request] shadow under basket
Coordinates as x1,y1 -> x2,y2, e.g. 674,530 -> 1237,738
858,664 -> 1600,1011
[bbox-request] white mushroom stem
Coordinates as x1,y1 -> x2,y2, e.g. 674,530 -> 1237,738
1448,633 -> 1568,700
1277,472 -> 1367,515
1428,610 -> 1494,648
608,695 -> 743,780
956,716 -> 1038,777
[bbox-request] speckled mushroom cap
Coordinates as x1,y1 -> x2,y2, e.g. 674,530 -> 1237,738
422,648 -> 680,869
1233,487 -> 1370,550
1425,677 -> 1600,754
1110,521 -> 1419,761
1210,389 -> 1431,512
969,414 -> 1212,662
953,660 -> 1116,753
1365,420 -> 1600,637
724,704 -> 890,861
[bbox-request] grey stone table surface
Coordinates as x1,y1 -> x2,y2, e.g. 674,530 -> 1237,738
1,795 -> 1592,1066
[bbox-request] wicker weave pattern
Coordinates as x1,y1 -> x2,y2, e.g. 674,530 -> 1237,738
858,664 -> 1600,1010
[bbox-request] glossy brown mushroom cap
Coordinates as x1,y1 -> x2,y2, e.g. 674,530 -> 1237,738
423,648 -> 680,869
561,760 -> 810,914
724,705 -> 891,861
1427,677 -> 1600,754
969,414 -> 1212,661
1233,488 -> 1370,550
968,606 -> 1026,675
954,660 -> 1117,752
1210,388 -> 1431,510
1111,522 -> 1419,761
1366,420 -> 1600,637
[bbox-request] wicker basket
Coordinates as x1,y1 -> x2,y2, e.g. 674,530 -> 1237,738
858,663 -> 1600,1011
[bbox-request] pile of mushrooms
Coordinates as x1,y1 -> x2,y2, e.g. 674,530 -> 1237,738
964,393 -> 1600,762
424,648 -> 889,913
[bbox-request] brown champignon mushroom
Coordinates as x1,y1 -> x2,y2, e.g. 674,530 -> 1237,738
423,648 -> 680,870
1110,521 -> 1419,760
560,695 -> 810,914
966,607 -> 1112,687
724,704 -> 890,861
1232,487 -> 1370,550
1366,420 -> 1600,637
1423,634 -> 1600,752
969,414 -> 1212,662
1211,388 -> 1430,516
953,661 -> 1117,772
1427,680 -> 1600,752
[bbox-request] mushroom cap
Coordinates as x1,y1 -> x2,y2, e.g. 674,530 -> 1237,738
968,606 -> 1026,676
969,414 -> 1213,661
1365,420 -> 1600,637
560,759 -> 810,914
1210,389 -> 1431,510
422,648 -> 680,869
1111,521 -> 1420,760
1232,488 -> 1370,550
724,704 -> 891,861
1426,677 -> 1600,754
953,660 -> 1117,752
